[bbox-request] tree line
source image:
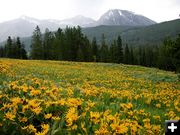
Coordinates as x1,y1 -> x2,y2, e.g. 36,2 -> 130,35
0,25 -> 179,72
0,36 -> 27,59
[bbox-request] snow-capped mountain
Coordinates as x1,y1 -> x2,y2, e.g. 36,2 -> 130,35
0,15 -> 98,42
0,9 -> 156,42
20,15 -> 40,25
98,9 -> 156,26
0,16 -> 61,42
59,15 -> 96,27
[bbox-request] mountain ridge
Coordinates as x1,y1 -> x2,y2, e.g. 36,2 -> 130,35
1,19 -> 179,52
0,9 -> 156,42
98,9 -> 156,26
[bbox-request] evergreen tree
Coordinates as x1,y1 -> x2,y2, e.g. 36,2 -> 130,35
82,36 -> 92,62
100,34 -> 109,62
145,46 -> 154,67
43,28 -> 55,60
4,36 -> 13,58
20,43 -> 27,59
142,48 -> 146,66
3,36 -> 27,59
129,47 -> 134,65
158,37 -> 175,71
0,47 -> 4,57
124,44 -> 130,64
117,35 -> 123,63
110,40 -> 118,63
16,37 -> 22,58
64,26 -> 73,60
77,45 -> 84,62
31,26 -> 43,59
92,37 -> 98,62
172,34 -> 180,72
138,46 -> 143,65
54,28 -> 64,60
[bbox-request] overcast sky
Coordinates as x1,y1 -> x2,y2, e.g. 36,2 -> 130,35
0,0 -> 179,23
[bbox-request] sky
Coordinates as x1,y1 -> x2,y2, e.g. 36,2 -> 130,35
0,0 -> 179,23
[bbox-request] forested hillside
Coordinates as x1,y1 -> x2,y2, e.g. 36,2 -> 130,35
83,19 -> 180,45
1,19 -> 178,51
0,25 -> 180,72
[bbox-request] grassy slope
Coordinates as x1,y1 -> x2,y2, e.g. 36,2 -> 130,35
0,59 -> 179,134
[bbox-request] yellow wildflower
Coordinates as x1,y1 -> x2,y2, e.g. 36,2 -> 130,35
44,113 -> 52,119
90,111 -> 100,124
5,111 -> 16,121
156,103 -> 161,108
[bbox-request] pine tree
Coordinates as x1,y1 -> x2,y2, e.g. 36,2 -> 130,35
84,36 -> 93,62
3,36 -> 27,59
145,46 -> 154,67
20,43 -> 27,59
100,34 -> 109,62
4,36 -> 13,58
43,28 -> 55,60
92,37 -> 98,62
138,46 -> 143,65
130,47 -> 134,65
158,37 -> 175,71
77,45 -> 84,62
16,37 -> 22,58
124,44 -> 130,64
173,34 -> 180,72
142,48 -> 146,66
110,40 -> 118,63
0,46 -> 4,57
54,28 -> 64,60
31,26 -> 43,59
117,35 -> 123,63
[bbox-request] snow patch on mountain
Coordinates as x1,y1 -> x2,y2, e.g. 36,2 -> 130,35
118,10 -> 122,16
20,15 -> 40,25
98,9 -> 156,26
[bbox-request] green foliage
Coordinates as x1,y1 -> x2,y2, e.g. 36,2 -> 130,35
117,35 -> 123,63
91,37 -> 98,62
124,44 -> 130,64
99,34 -> 109,62
177,73 -> 180,81
7,19 -> 180,52
0,36 -> 27,59
31,25 -> 43,59
109,40 -> 118,63
0,22 -> 180,73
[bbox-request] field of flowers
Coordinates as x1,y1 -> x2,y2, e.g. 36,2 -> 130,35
0,59 -> 179,135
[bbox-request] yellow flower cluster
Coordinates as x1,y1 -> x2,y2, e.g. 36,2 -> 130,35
0,59 -> 179,134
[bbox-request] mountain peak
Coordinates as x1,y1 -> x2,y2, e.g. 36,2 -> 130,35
20,15 -> 30,19
59,15 -> 96,27
19,15 -> 40,25
0,9 -> 157,42
98,9 -> 156,26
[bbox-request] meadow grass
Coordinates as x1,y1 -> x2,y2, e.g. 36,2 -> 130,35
0,58 -> 179,135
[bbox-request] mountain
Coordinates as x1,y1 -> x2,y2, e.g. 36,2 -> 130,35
59,15 -> 96,27
83,19 -> 180,45
0,16 -> 61,42
0,15 -> 96,42
98,9 -> 156,26
2,19 -> 178,52
0,9 -> 156,42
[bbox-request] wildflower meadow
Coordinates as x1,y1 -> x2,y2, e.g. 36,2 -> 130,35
0,59 -> 179,135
